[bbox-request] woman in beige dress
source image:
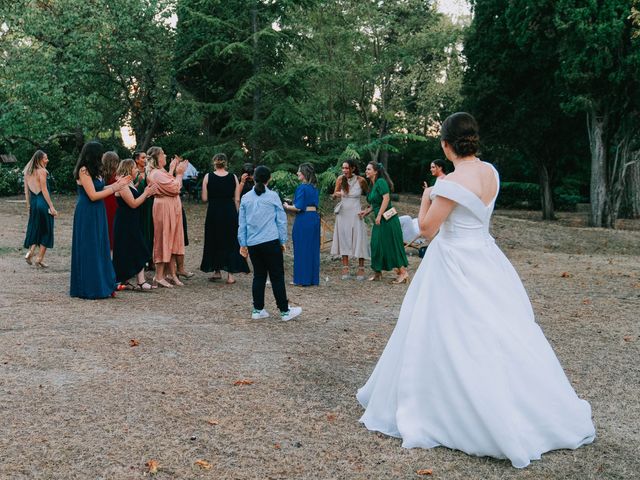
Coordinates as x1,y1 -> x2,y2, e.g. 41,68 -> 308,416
331,160 -> 370,280
146,146 -> 188,288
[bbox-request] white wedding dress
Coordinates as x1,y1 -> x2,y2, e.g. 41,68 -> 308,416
356,164 -> 595,468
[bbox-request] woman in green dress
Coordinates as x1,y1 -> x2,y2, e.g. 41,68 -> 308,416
360,161 -> 409,283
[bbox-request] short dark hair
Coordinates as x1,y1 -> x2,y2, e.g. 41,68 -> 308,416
133,150 -> 145,161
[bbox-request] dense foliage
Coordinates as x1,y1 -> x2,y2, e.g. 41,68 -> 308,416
1,1 -> 638,227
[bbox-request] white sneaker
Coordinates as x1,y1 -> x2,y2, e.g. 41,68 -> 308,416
251,309 -> 270,320
280,306 -> 302,322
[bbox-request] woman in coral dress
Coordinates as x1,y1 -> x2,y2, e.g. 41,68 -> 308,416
146,146 -> 188,288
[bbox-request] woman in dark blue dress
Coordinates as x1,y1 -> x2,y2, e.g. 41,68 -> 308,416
23,150 -> 58,267
70,141 -> 130,299
283,163 -> 320,286
112,159 -> 158,290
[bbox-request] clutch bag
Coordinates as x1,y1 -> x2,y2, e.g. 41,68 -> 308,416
334,201 -> 342,214
382,206 -> 397,221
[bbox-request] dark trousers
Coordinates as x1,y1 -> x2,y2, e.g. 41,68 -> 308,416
248,239 -> 288,312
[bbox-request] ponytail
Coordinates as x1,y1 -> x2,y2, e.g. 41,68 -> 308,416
253,165 -> 271,196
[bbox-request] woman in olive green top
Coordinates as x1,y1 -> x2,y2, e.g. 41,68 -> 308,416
359,161 -> 409,283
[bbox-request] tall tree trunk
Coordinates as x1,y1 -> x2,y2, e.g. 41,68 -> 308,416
251,4 -> 261,164
74,127 -> 85,151
537,162 -> 555,220
587,110 -> 607,227
606,133 -> 634,227
625,150 -> 640,218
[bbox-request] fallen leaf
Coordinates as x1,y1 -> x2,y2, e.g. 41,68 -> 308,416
560,272 -> 572,278
130,339 -> 140,347
233,379 -> 254,386
326,413 -> 337,422
274,443 -> 281,449
145,459 -> 159,474
207,419 -> 219,425
195,459 -> 212,470
416,469 -> 433,475
623,335 -> 633,342
582,299 -> 591,305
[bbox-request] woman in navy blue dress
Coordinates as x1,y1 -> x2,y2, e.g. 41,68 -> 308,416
23,150 -> 58,267
70,141 -> 130,299
283,163 -> 320,286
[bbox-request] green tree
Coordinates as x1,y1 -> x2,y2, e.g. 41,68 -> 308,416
554,0 -> 640,227
0,0 -> 176,151
464,0 -> 587,220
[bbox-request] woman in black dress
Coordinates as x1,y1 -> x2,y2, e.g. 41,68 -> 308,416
112,159 -> 158,290
200,153 -> 249,284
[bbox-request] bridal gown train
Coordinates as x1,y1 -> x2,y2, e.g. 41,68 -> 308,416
356,164 -> 595,468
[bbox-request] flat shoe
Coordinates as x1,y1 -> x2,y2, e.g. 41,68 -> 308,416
25,252 -> 33,265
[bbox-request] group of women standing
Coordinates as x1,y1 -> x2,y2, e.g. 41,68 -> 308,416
23,143 -> 413,298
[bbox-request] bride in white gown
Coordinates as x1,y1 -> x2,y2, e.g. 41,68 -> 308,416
356,112 -> 595,468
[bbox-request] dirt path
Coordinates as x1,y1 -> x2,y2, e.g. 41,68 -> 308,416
1,195 -> 639,479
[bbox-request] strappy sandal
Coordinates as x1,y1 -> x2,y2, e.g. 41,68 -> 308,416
166,276 -> 184,287
368,272 -> 382,281
356,268 -> 366,281
34,257 -> 49,268
341,266 -> 351,280
25,251 -> 34,265
135,281 -> 156,291
177,271 -> 195,279
391,272 -> 410,284
153,277 -> 173,288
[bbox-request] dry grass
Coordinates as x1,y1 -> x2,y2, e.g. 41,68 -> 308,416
0,194 -> 639,479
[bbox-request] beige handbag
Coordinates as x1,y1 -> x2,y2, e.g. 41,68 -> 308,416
382,206 -> 397,221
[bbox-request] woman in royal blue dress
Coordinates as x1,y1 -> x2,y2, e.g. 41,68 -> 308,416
23,150 -> 58,267
283,163 -> 320,286
70,141 -> 130,299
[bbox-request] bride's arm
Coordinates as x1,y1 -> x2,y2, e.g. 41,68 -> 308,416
418,190 -> 455,240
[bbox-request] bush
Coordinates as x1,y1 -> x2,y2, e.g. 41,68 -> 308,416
496,182 -> 541,209
316,166 -> 340,196
269,170 -> 298,201
0,165 -> 23,196
48,154 -> 78,193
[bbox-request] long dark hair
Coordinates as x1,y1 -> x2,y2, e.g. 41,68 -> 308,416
340,159 -> 360,194
431,159 -> 447,173
298,163 -> 317,186
367,161 -> 394,192
440,112 -> 480,157
74,141 -> 104,180
253,165 -> 271,196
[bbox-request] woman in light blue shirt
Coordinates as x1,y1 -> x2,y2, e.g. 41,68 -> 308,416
238,166 -> 302,322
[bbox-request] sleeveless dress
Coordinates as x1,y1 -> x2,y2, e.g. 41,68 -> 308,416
104,175 -> 117,250
200,173 -> 249,273
70,179 -> 116,299
112,187 -> 151,283
23,177 -> 54,249
292,183 -> 320,286
357,164 -> 595,468
136,172 -> 154,264
367,178 -> 408,272
331,176 -> 370,259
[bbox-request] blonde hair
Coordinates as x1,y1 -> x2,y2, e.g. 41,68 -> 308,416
212,153 -> 227,170
102,151 -> 120,180
146,146 -> 164,171
116,158 -> 136,178
23,150 -> 47,177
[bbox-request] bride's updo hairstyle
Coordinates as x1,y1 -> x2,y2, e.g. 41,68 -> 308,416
440,112 -> 480,157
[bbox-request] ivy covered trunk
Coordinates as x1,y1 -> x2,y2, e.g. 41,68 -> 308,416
537,162 -> 555,220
